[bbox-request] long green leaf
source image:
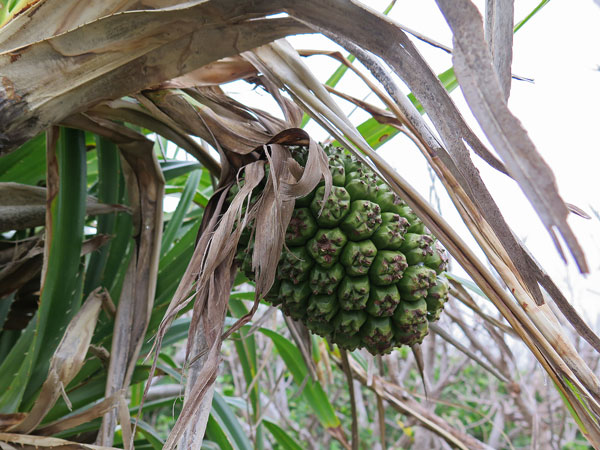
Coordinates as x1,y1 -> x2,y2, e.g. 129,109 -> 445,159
229,298 -> 263,448
0,133 -> 46,186
212,392 -> 253,450
0,128 -> 87,412
263,419 -> 303,450
84,136 -> 121,295
135,419 -> 165,450
161,169 -> 201,256
160,160 -> 203,182
205,415 -> 235,450
260,329 -> 340,428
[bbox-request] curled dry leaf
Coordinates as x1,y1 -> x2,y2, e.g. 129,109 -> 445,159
154,128 -> 331,450
10,288 -> 105,434
97,130 -> 164,447
158,56 -> 258,89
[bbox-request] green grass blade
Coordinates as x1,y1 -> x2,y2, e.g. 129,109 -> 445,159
263,419 -> 303,450
161,169 -> 201,256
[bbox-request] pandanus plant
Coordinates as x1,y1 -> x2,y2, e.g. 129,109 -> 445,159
0,1 -> 598,449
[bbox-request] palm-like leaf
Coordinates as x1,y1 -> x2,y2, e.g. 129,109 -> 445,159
0,1 -> 597,449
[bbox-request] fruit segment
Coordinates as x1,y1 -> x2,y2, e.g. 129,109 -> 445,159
234,144 -> 450,355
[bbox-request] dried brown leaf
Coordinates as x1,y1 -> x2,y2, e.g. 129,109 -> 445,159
0,183 -> 127,232
0,0 -> 185,53
484,0 -> 514,99
97,131 -> 164,447
159,56 -> 258,89
0,0 -> 311,152
36,391 -> 123,436
0,415 -> 25,433
11,288 -> 104,433
142,89 -> 277,156
0,432 -> 119,449
436,0 -> 587,272
340,355 -> 491,450
0,235 -> 110,298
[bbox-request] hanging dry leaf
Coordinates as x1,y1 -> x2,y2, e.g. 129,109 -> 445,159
10,288 -> 105,433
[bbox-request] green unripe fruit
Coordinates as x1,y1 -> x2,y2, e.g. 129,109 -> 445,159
337,276 -> 370,310
307,228 -> 347,268
340,240 -> 377,276
424,242 -> 449,274
425,276 -> 449,321
233,144 -> 450,355
295,189 -> 315,207
265,279 -> 282,306
307,295 -> 339,323
369,250 -> 408,285
361,317 -> 395,354
286,208 -> 318,246
310,186 -> 351,227
333,333 -> 362,351
400,233 -> 434,253
340,200 -> 383,241
394,321 -> 429,346
366,284 -> 401,317
404,247 -> 434,265
398,265 -> 437,291
306,320 -> 333,337
329,160 -> 346,186
397,206 -> 426,234
309,263 -> 344,295
277,246 -> 313,285
345,176 -> 378,201
279,281 -> 311,320
371,213 -> 409,250
333,310 -> 367,335
393,299 -> 428,326
375,185 -> 406,214
345,159 -> 372,175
